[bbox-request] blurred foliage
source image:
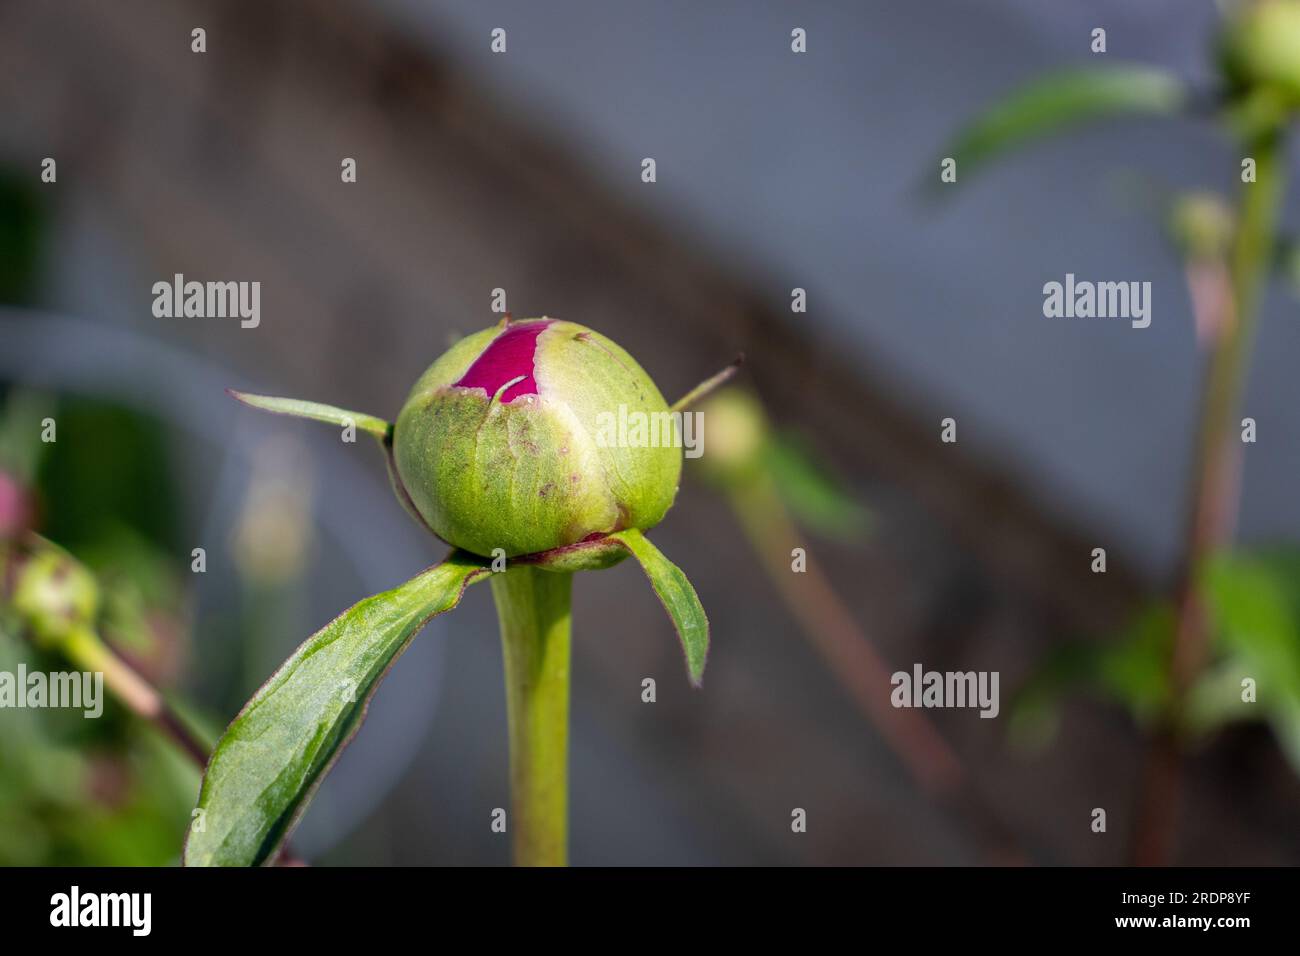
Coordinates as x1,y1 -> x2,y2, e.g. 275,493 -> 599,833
932,1 -> 1300,194
0,623 -> 196,865
0,160 -> 206,864
0,391 -> 200,864
695,387 -> 869,542
933,66 -> 1187,190
1012,550 -> 1300,775
938,2 -> 1300,786
35,396 -> 182,557
762,432 -> 870,541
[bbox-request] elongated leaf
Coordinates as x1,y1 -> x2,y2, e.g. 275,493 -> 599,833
184,551 -> 490,866
227,389 -> 390,441
764,431 -> 870,541
939,67 -> 1186,187
610,529 -> 709,686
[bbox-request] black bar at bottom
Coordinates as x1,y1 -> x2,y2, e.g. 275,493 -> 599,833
0,866 -> 1288,942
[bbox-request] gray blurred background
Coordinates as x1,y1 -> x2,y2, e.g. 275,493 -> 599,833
0,0 -> 1296,865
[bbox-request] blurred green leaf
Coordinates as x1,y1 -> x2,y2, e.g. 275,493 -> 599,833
0,624 -> 195,865
1192,552 -> 1300,772
611,529 -> 710,687
1011,604 -> 1174,747
184,551 -> 490,866
1204,553 -> 1299,695
1091,604 -> 1175,722
1015,549 -> 1300,777
763,432 -> 870,541
937,67 -> 1187,188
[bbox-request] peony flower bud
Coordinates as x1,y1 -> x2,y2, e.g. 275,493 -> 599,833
392,318 -> 682,558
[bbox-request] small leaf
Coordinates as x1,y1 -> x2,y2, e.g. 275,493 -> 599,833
1009,604 -> 1174,737
937,67 -> 1187,188
1204,552 -> 1299,695
1091,605 -> 1174,723
227,389 -> 390,441
610,529 -> 709,686
763,432 -> 870,541
1184,657 -> 1255,736
184,551 -> 490,866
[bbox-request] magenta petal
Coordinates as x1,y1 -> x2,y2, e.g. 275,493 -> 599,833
453,321 -> 551,402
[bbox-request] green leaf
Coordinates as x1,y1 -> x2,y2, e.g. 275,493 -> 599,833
1009,604 -> 1174,742
1205,552 -> 1299,694
1184,657 -> 1255,737
937,67 -> 1187,188
763,432 -> 870,541
1193,551 -> 1300,754
227,389 -> 390,441
1090,605 -> 1174,723
184,551 -> 490,866
609,529 -> 709,686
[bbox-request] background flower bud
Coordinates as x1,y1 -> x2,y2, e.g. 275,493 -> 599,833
393,319 -> 682,558
1219,0 -> 1300,106
696,388 -> 768,484
10,544 -> 100,648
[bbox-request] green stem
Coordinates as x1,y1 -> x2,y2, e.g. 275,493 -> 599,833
1171,133 -> 1283,700
490,565 -> 573,867
61,626 -> 213,769
1130,131 -> 1284,866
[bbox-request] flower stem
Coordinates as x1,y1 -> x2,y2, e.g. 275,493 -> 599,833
60,626 -> 213,769
490,565 -> 573,866
1130,130 -> 1284,865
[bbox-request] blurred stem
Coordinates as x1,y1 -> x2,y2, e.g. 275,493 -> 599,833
491,565 -> 572,867
1130,132 -> 1284,866
728,474 -> 1024,864
60,625 -> 212,769
3,536 -> 307,863
68,612 -> 306,865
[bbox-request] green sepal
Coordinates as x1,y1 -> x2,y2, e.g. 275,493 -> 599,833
607,529 -> 709,687
226,389 -> 391,442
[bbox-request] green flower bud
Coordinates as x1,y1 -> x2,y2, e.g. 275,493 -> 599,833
10,543 -> 99,649
393,318 -> 682,558
1168,192 -> 1235,262
1220,0 -> 1300,105
695,387 -> 768,486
